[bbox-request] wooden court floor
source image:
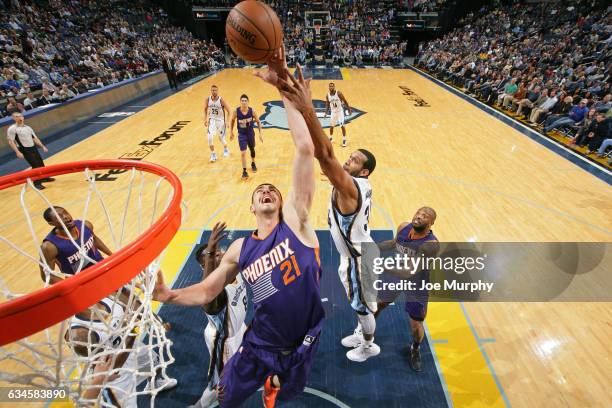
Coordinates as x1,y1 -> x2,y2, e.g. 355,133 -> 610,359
1,68 -> 611,407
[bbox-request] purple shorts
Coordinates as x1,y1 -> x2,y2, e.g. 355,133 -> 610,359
238,132 -> 255,152
217,338 -> 319,407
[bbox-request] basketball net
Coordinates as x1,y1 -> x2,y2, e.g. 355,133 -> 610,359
0,161 -> 184,406
314,24 -> 321,36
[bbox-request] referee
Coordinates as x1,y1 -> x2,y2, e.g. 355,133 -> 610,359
7,112 -> 54,189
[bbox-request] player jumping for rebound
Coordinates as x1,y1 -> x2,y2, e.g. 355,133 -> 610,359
282,66 -> 379,362
325,82 -> 352,147
154,47 -> 324,407
204,85 -> 231,162
189,222 -> 247,408
230,94 -> 263,180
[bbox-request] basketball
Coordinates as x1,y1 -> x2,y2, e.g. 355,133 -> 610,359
225,0 -> 283,63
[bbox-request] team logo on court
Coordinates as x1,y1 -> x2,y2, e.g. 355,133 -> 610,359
259,100 -> 366,130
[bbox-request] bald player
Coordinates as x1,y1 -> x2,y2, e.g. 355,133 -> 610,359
375,207 -> 439,372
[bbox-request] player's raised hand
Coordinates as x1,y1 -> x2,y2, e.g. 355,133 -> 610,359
153,270 -> 177,303
207,222 -> 227,252
278,64 -> 313,113
91,354 -> 120,383
254,44 -> 287,88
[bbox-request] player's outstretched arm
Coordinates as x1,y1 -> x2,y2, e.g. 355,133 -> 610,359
254,48 -> 317,245
230,110 -> 237,140
279,65 -> 358,203
154,238 -> 242,306
284,95 -> 315,223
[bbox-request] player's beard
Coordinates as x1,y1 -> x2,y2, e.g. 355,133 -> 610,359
412,223 -> 428,233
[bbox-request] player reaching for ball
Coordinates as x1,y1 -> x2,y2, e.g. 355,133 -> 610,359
278,65 -> 379,362
154,47 -> 325,408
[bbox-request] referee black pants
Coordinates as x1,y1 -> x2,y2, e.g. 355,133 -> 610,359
19,146 -> 45,169
19,146 -> 45,187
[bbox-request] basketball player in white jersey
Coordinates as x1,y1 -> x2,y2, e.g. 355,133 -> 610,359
204,85 -> 230,162
189,222 -> 247,408
66,294 -> 177,407
279,66 -> 379,362
325,82 -> 352,147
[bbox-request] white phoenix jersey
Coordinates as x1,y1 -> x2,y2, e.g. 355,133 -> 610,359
328,91 -> 343,113
207,96 -> 224,121
70,297 -> 125,348
328,177 -> 373,258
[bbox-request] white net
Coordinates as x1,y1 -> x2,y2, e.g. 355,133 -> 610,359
0,164 -> 184,407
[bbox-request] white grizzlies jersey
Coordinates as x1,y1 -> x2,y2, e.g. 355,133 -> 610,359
207,96 -> 224,121
328,177 -> 373,258
205,277 -> 247,338
204,278 -> 247,389
70,297 -> 125,348
328,92 -> 343,113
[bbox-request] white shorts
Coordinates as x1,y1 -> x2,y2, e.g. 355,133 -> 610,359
207,119 -> 226,145
338,255 -> 377,315
330,110 -> 345,127
204,322 -> 246,387
100,343 -> 156,408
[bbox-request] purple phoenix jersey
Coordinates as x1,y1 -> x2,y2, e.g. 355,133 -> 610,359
396,223 -> 437,256
236,107 -> 254,135
396,223 -> 437,321
238,220 -> 325,350
44,220 -> 103,275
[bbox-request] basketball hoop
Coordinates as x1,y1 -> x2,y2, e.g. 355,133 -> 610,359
0,159 -> 183,405
314,24 -> 321,36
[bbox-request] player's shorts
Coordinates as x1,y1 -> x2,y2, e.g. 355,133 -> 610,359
204,322 -> 247,389
338,255 -> 377,314
376,270 -> 430,321
238,132 -> 255,152
330,110 -> 345,127
207,119 -> 226,145
217,337 -> 319,407
100,345 -> 152,408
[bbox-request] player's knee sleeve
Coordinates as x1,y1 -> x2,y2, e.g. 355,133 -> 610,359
249,145 -> 255,158
207,132 -> 214,146
358,312 -> 376,336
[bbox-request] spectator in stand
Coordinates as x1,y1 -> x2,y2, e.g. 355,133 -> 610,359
497,78 -> 518,108
529,89 -> 559,124
543,99 -> 589,135
76,79 -> 91,94
37,89 -> 55,106
571,108 -> 598,146
593,94 -> 611,113
585,112 -> 612,154
6,96 -> 25,114
540,95 -> 573,127
516,86 -> 544,118
23,92 -> 38,110
57,84 -> 76,101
